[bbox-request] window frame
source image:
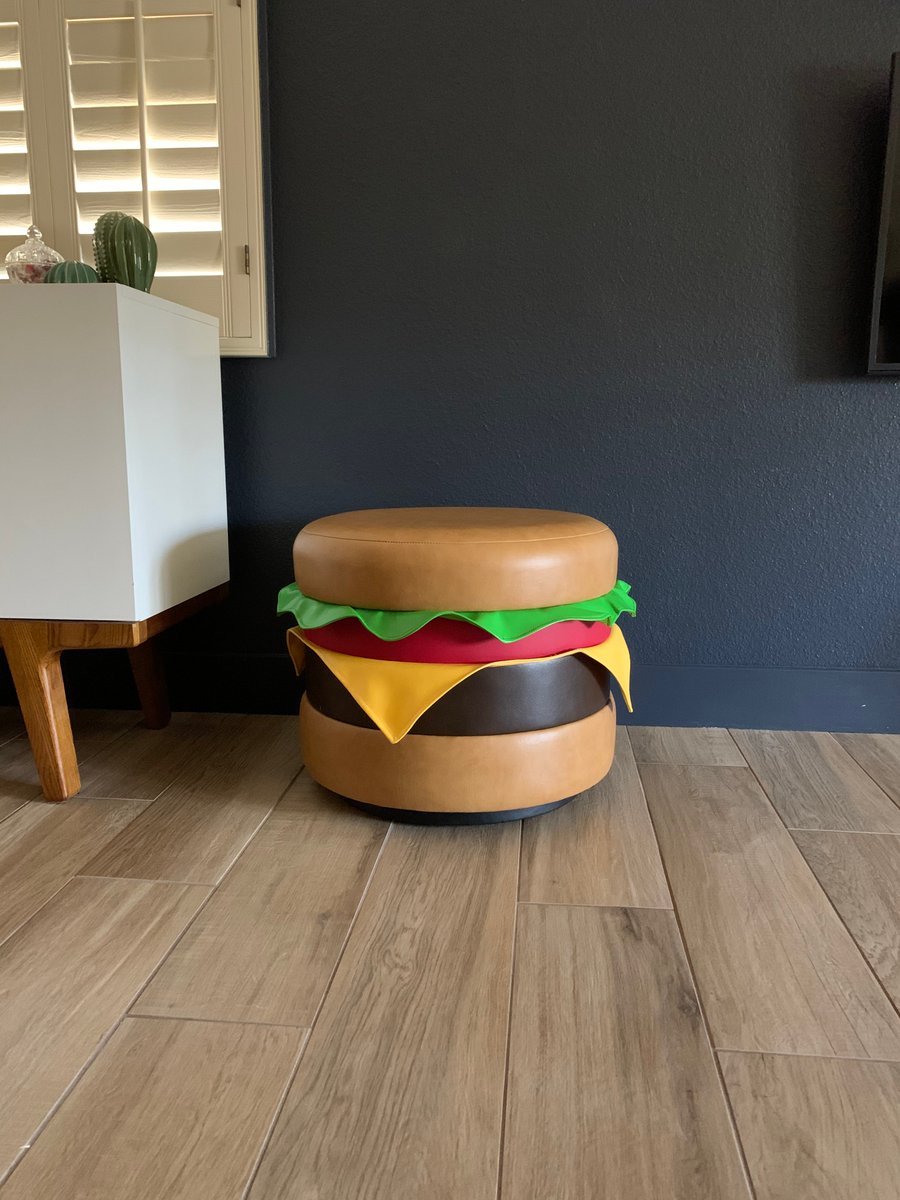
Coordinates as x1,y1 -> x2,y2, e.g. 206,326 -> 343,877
10,0 -> 271,357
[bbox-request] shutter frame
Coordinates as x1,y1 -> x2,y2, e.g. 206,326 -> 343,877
5,0 -> 269,356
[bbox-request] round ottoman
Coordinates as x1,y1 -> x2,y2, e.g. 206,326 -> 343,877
278,508 -> 634,824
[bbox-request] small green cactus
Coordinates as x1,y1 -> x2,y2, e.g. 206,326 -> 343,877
92,210 -> 127,282
45,260 -> 100,284
110,214 -> 158,292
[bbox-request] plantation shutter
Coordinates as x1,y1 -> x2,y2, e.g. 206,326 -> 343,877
0,2 -> 32,270
2,0 -> 268,356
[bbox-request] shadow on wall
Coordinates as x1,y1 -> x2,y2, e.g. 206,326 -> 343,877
135,523 -> 300,713
788,68 -> 889,381
154,520 -> 303,713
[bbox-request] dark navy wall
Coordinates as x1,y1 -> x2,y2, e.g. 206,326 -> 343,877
11,0 -> 900,727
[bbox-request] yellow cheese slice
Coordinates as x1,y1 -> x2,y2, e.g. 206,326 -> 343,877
287,624 -> 632,744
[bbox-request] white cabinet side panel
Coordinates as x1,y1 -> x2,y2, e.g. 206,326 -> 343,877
0,288 -> 135,620
116,289 -> 229,622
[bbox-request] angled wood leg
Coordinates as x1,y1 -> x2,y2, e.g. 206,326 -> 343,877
1,620 -> 80,802
0,586 -> 225,804
128,638 -> 171,729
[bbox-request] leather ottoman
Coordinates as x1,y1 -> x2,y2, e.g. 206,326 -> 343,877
279,508 -> 634,823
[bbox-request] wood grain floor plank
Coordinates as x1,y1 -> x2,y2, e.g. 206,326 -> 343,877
248,823 -> 519,1200
0,875 -> 208,1174
57,708 -> 141,761
629,726 -> 744,766
133,772 -> 388,1025
0,789 -> 33,825
520,727 -> 671,907
6,708 -> 139,769
641,764 -> 900,1058
793,830 -> 900,1007
76,711 -> 238,801
731,729 -> 900,832
0,707 -> 24,747
501,905 -> 750,1200
721,1051 -> 900,1200
0,708 -> 141,818
0,796 -> 147,947
833,733 -> 900,807
1,1017 -> 305,1200
80,715 -> 299,884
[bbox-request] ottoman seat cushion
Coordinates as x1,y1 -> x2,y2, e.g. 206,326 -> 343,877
293,507 -> 618,610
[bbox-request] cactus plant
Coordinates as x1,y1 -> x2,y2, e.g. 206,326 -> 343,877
92,210 -> 127,282
109,214 -> 157,292
91,210 -> 158,292
45,260 -> 100,284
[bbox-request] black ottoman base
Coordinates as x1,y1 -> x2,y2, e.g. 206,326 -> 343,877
341,795 -> 576,826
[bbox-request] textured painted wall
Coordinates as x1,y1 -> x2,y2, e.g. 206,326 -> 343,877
8,0 -> 899,720
219,0 -> 900,674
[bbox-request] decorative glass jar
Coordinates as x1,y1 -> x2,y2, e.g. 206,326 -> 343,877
4,225 -> 64,283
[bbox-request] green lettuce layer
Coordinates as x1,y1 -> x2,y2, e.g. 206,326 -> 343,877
277,580 -> 635,643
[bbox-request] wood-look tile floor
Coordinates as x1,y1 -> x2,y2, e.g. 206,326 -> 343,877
0,709 -> 898,1198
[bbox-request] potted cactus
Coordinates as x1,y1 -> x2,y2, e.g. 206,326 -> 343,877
42,211 -> 158,292
45,260 -> 100,283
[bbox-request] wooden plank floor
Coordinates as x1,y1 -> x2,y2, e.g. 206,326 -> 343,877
640,763 -> 900,1057
0,713 -> 897,1198
721,1052 -> 900,1200
0,708 -> 139,821
520,726 -> 671,907
501,904 -> 750,1199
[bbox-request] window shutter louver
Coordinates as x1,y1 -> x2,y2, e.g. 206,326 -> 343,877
0,2 -> 32,276
64,0 -> 226,321
3,0 -> 267,354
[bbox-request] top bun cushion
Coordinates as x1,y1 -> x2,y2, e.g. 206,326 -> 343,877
293,507 -> 618,611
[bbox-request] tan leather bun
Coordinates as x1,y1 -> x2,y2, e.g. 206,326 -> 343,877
293,507 -> 618,610
300,695 -> 616,814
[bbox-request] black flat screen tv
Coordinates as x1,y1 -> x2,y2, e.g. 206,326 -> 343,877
869,54 -> 900,372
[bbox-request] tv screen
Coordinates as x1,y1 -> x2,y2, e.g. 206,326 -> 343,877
869,54 -> 900,372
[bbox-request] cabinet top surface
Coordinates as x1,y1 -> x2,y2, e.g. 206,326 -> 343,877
0,283 -> 220,329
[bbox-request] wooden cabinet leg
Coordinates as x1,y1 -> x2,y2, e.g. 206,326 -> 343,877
128,638 -> 171,729
1,621 -> 80,802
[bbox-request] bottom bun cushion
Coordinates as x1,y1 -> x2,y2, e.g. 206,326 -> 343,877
302,616 -> 611,664
301,695 -> 616,814
306,648 -> 610,735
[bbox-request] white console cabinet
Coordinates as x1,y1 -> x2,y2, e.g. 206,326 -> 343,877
0,283 -> 229,803
0,284 -> 229,621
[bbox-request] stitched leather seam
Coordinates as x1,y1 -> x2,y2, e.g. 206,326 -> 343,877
299,528 -> 610,546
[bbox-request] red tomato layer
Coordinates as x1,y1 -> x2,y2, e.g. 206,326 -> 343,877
301,616 -> 613,664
